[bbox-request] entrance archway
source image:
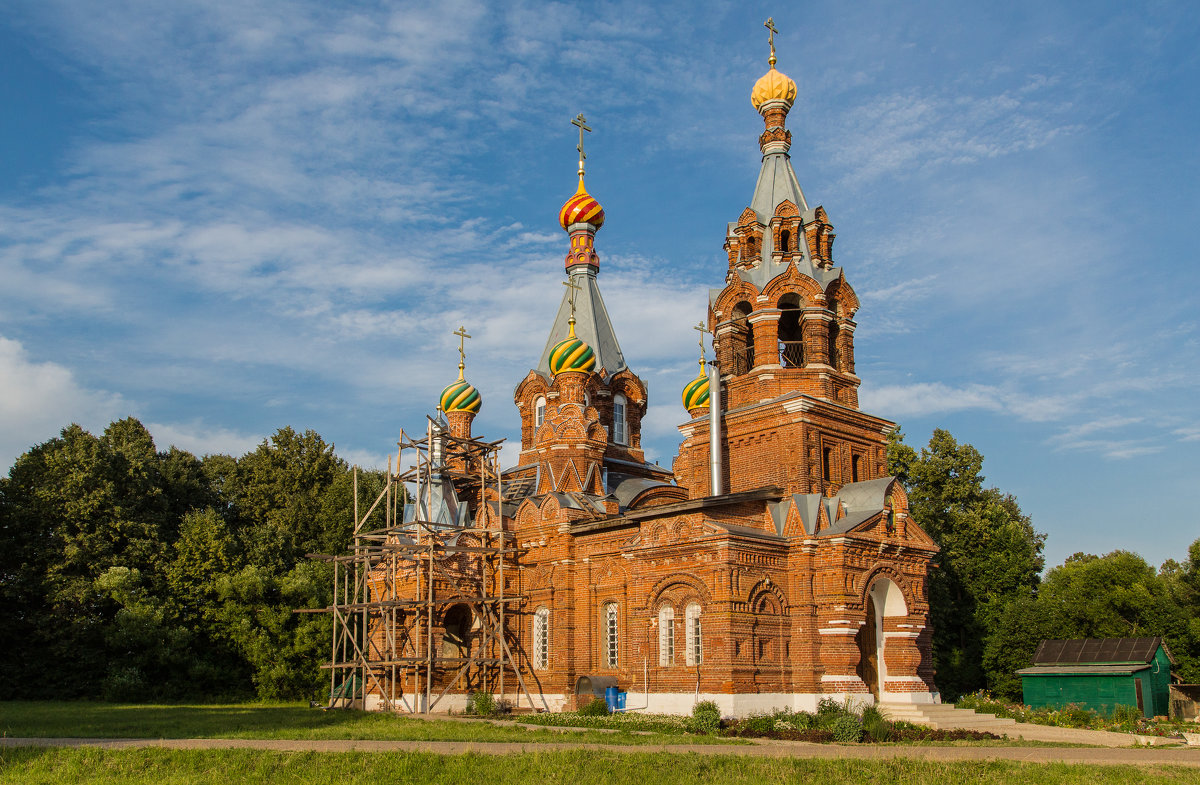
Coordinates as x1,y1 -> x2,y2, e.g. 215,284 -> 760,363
857,577 -> 908,698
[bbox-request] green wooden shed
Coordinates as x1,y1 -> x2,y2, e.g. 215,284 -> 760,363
1018,637 -> 1174,718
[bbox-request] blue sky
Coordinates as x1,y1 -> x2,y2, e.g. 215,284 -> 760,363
2,1 -> 1197,571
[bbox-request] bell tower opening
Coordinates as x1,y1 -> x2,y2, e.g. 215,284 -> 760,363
730,301 -> 754,375
777,294 -> 804,368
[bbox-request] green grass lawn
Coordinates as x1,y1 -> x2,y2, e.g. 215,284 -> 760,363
0,748 -> 1196,785
0,702 -> 738,745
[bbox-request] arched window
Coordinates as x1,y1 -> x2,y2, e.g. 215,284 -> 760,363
777,293 -> 804,368
533,607 -> 550,670
685,602 -> 703,666
604,602 -> 619,668
613,395 -> 627,445
780,229 -> 790,254
535,396 -> 546,428
658,605 -> 675,666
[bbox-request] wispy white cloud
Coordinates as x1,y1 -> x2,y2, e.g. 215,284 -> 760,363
0,336 -> 126,469
145,420 -> 263,459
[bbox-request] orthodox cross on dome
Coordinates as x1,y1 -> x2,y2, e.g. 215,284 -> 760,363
453,325 -> 471,379
693,320 -> 711,371
764,17 -> 778,68
571,113 -> 592,177
563,278 -> 583,337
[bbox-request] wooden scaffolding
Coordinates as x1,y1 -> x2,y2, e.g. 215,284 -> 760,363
308,418 -> 544,713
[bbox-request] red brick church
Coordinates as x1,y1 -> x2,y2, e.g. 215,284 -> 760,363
355,30 -> 939,715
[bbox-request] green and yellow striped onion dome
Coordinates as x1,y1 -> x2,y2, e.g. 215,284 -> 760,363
549,322 -> 596,375
682,368 -> 710,410
440,378 -> 481,414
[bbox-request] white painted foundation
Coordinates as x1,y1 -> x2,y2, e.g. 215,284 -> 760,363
364,689 -> 938,716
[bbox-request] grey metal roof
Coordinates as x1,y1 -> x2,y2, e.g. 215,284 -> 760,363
723,148 -> 846,292
752,150 -> 810,219
837,477 -> 895,512
611,476 -> 671,510
403,472 -> 470,528
1032,638 -> 1169,666
536,266 -> 626,378
819,508 -> 875,537
711,521 -> 785,542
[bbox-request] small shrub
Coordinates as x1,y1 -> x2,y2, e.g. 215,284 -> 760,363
578,696 -> 611,716
816,697 -> 846,717
102,666 -> 147,702
465,691 -> 497,716
859,704 -> 892,742
829,714 -> 863,743
1111,704 -> 1141,725
1057,704 -> 1097,729
688,700 -> 722,734
739,712 -> 777,734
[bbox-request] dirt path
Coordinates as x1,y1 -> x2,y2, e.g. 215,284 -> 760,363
4,736 -> 1200,767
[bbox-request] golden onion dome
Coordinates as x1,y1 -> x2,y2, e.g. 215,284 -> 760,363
558,177 -> 605,230
681,369 -> 710,411
751,66 -> 797,111
548,320 -> 596,375
439,377 -> 481,414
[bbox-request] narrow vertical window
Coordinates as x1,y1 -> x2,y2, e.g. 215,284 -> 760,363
658,605 -> 675,666
822,446 -> 832,482
852,454 -> 862,483
613,395 -> 627,445
780,229 -> 790,254
604,602 -> 619,668
535,396 -> 546,428
686,602 -> 703,666
533,607 -> 550,670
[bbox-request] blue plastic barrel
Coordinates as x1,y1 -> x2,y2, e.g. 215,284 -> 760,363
616,691 -> 627,711
604,686 -> 619,712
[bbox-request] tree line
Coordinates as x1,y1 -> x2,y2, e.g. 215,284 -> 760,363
0,417 -> 384,700
1,418 -> 1196,701
889,428 -> 1200,699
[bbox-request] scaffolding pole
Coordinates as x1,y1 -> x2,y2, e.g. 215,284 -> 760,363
306,425 -> 542,714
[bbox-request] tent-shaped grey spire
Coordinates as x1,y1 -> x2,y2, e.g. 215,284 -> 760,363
536,266 -> 627,377
728,145 -> 844,292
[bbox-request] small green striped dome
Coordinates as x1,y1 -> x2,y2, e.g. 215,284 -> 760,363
682,372 -> 710,410
549,336 -> 596,375
440,379 -> 481,414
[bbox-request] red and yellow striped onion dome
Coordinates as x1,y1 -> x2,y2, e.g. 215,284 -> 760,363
439,377 -> 481,414
751,65 -> 797,111
558,177 -> 605,230
549,320 -> 597,375
682,364 -> 710,411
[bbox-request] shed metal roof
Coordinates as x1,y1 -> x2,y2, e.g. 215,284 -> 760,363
1032,637 -> 1168,666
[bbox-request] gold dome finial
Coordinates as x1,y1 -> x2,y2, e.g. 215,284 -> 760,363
752,17 -> 797,111
765,16 -> 778,68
